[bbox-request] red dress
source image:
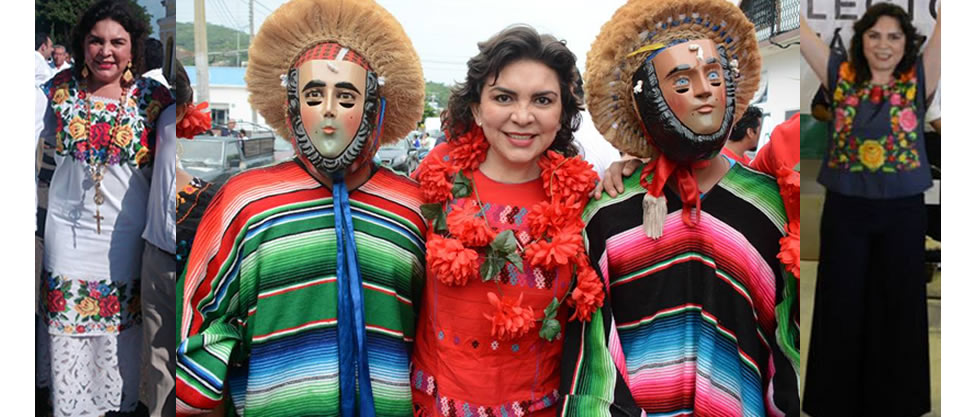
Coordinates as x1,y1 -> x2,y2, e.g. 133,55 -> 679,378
411,144 -> 570,417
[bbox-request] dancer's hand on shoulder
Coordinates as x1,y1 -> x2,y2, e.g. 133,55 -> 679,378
593,157 -> 643,199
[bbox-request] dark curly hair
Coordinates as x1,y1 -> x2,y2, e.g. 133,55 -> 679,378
444,25 -> 582,157
165,61 -> 193,107
70,0 -> 147,83
849,3 -> 922,85
729,106 -> 764,142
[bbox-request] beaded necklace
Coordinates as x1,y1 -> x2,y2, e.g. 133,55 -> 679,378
81,81 -> 130,234
418,126 -> 604,342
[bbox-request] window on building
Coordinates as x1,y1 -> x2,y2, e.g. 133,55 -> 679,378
210,107 -> 228,127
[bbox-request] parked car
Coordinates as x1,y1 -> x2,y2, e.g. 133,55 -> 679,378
179,123 -> 278,182
376,136 -> 420,175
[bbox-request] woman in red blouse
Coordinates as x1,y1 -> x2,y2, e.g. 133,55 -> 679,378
409,25 -> 628,416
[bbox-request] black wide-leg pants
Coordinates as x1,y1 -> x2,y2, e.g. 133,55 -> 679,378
803,191 -> 930,417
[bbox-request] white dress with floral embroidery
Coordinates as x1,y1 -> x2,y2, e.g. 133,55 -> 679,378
36,69 -> 172,417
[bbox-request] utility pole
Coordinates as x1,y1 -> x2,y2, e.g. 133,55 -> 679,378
250,0 -> 257,125
194,0 -> 209,103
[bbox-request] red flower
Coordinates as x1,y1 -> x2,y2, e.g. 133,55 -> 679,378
89,123 -> 112,148
446,200 -> 496,247
525,198 -> 586,239
524,231 -> 583,270
76,325 -> 86,333
78,90 -> 87,100
426,233 -> 480,286
778,221 -> 800,280
539,151 -> 598,200
899,67 -> 916,83
417,157 -> 457,203
140,128 -> 149,147
569,264 -> 604,322
869,86 -> 883,104
776,169 -> 799,224
176,101 -> 213,139
106,103 -> 117,112
483,292 -> 536,341
99,295 -> 120,317
448,125 -> 489,171
46,290 -> 66,313
177,102 -> 213,139
75,141 -> 88,152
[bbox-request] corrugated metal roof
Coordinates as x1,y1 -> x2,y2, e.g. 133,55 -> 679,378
185,66 -> 247,87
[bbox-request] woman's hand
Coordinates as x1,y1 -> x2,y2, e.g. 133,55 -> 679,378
592,157 -> 644,199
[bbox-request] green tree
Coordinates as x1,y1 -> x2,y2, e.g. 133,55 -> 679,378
425,81 -> 451,109
423,101 -> 439,120
174,22 -> 251,66
35,0 -> 153,49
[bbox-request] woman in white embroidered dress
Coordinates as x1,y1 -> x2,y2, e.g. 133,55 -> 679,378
35,1 -> 173,415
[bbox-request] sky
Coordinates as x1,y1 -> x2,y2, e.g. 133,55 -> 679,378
175,0 -> 631,85
139,0 -> 166,37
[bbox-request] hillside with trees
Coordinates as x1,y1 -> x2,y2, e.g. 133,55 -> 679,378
36,0 -> 152,47
174,21 -> 250,66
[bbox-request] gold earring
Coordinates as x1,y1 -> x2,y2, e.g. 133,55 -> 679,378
81,65 -> 89,78
122,62 -> 133,84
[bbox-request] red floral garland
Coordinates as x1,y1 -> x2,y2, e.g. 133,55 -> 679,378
419,126 -> 604,341
776,167 -> 800,280
176,102 -> 213,139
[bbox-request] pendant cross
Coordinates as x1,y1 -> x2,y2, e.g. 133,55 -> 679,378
93,208 -> 104,234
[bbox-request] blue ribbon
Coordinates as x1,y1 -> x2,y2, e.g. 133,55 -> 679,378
333,173 -> 376,417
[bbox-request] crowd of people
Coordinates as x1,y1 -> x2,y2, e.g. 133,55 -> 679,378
35,32 -> 75,87
33,0 -> 939,416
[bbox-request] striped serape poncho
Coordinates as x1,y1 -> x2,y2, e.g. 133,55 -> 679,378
175,161 -> 426,416
560,160 -> 799,416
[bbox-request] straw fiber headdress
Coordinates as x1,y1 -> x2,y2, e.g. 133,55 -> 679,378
585,0 -> 760,159
246,0 -> 424,147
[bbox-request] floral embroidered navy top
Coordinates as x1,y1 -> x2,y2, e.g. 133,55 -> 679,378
818,51 -> 933,199
41,69 -> 173,168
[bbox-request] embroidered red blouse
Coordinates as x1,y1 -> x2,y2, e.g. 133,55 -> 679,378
411,144 -> 571,417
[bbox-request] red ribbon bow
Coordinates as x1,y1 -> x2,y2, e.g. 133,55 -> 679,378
640,155 -> 711,227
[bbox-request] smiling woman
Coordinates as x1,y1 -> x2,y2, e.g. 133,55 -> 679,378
471,59 -> 565,180
409,24 -> 637,417
35,0 -> 174,416
799,2 -> 941,416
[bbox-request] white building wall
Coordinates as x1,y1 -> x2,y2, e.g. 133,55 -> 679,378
192,84 -> 266,127
754,43 -> 800,151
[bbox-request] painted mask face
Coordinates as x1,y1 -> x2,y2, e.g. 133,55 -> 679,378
297,59 -> 367,158
631,39 -> 736,163
653,40 -> 726,134
286,44 -> 380,175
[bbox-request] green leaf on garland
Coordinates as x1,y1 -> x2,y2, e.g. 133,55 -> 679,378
480,249 -> 506,282
452,171 -> 472,198
539,317 -> 561,341
491,229 -> 519,253
420,203 -> 443,221
433,210 -> 448,233
506,251 -> 524,272
543,297 -> 560,319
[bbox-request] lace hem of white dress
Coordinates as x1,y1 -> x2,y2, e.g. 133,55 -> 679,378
38,326 -> 142,417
